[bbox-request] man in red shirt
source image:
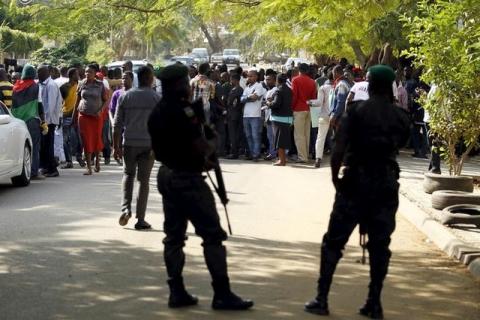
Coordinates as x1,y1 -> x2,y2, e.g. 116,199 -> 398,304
291,63 -> 317,163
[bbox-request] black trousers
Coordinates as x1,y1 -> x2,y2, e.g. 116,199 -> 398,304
214,117 -> 226,156
317,170 -> 399,297
427,124 -> 441,173
227,118 -> 242,156
40,124 -> 58,174
157,166 -> 229,282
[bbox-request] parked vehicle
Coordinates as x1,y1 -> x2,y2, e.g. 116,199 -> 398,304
210,52 -> 224,64
283,57 -> 311,71
223,49 -> 241,65
168,56 -> 195,66
191,48 -> 209,64
107,60 -> 148,72
0,102 -> 32,186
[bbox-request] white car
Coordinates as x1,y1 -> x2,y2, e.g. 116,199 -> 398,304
107,60 -> 148,73
223,49 -> 241,65
191,48 -> 209,64
0,102 -> 32,186
283,57 -> 312,71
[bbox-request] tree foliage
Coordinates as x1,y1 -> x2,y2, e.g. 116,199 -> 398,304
29,36 -> 88,66
0,25 -> 42,56
86,39 -> 117,65
404,0 -> 480,175
193,0 -> 404,65
21,0 -> 186,60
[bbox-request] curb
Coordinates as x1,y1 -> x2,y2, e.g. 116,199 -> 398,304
399,192 -> 480,281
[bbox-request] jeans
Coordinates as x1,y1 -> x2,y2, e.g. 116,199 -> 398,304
243,117 -> 263,157
26,118 -> 41,177
102,120 -> 111,160
40,123 -> 58,174
266,122 -> 277,157
121,146 -> 155,220
411,123 -> 429,156
62,118 -> 81,163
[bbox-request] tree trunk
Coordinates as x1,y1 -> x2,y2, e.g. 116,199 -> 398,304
314,54 -> 335,66
349,40 -> 367,66
116,26 -> 135,60
199,22 -> 221,53
379,43 -> 397,68
365,48 -> 381,70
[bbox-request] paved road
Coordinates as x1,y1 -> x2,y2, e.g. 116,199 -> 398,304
0,160 -> 479,320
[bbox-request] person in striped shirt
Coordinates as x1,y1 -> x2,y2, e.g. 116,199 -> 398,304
0,69 -> 13,108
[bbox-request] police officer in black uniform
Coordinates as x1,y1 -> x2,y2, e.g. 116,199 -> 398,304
148,64 -> 253,310
304,65 -> 410,319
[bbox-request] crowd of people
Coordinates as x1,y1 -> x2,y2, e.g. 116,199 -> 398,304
0,56 -> 460,234
1,56 -> 473,316
0,57 -> 446,181
184,59 -> 441,172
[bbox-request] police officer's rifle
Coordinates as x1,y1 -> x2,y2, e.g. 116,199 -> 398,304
188,100 -> 233,235
207,158 -> 233,235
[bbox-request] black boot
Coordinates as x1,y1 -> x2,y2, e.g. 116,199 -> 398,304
359,284 -> 384,319
167,277 -> 199,308
211,277 -> 254,310
304,296 -> 329,316
304,274 -> 331,316
305,241 -> 342,315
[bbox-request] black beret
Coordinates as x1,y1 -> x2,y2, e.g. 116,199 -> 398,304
160,64 -> 189,83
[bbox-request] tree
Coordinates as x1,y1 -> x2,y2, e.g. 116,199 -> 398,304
86,40 -> 116,65
195,0 -> 403,65
0,26 -> 42,58
404,0 -> 480,175
21,0 -> 187,60
29,36 -> 88,66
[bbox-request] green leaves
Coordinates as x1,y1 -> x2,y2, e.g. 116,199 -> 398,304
29,36 -> 88,66
0,25 -> 42,56
404,0 -> 480,175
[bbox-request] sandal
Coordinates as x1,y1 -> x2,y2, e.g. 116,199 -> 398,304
94,162 -> 100,173
83,169 -> 92,175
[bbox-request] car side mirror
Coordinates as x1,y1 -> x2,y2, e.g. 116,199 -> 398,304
0,114 -> 12,125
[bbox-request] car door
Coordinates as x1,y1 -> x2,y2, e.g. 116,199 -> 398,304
0,104 -> 17,174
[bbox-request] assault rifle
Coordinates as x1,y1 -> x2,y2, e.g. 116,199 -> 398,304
189,100 -> 233,235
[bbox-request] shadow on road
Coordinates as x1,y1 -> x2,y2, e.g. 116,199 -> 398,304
0,164 -> 479,319
0,234 -> 478,319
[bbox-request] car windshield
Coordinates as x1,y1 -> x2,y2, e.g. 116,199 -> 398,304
224,50 -> 239,55
192,50 -> 207,56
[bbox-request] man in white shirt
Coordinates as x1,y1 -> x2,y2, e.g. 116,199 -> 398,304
263,73 -> 278,160
123,61 -> 139,88
347,71 -> 398,110
309,72 -> 334,168
54,66 -> 69,88
241,69 -> 267,161
38,65 -> 63,177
